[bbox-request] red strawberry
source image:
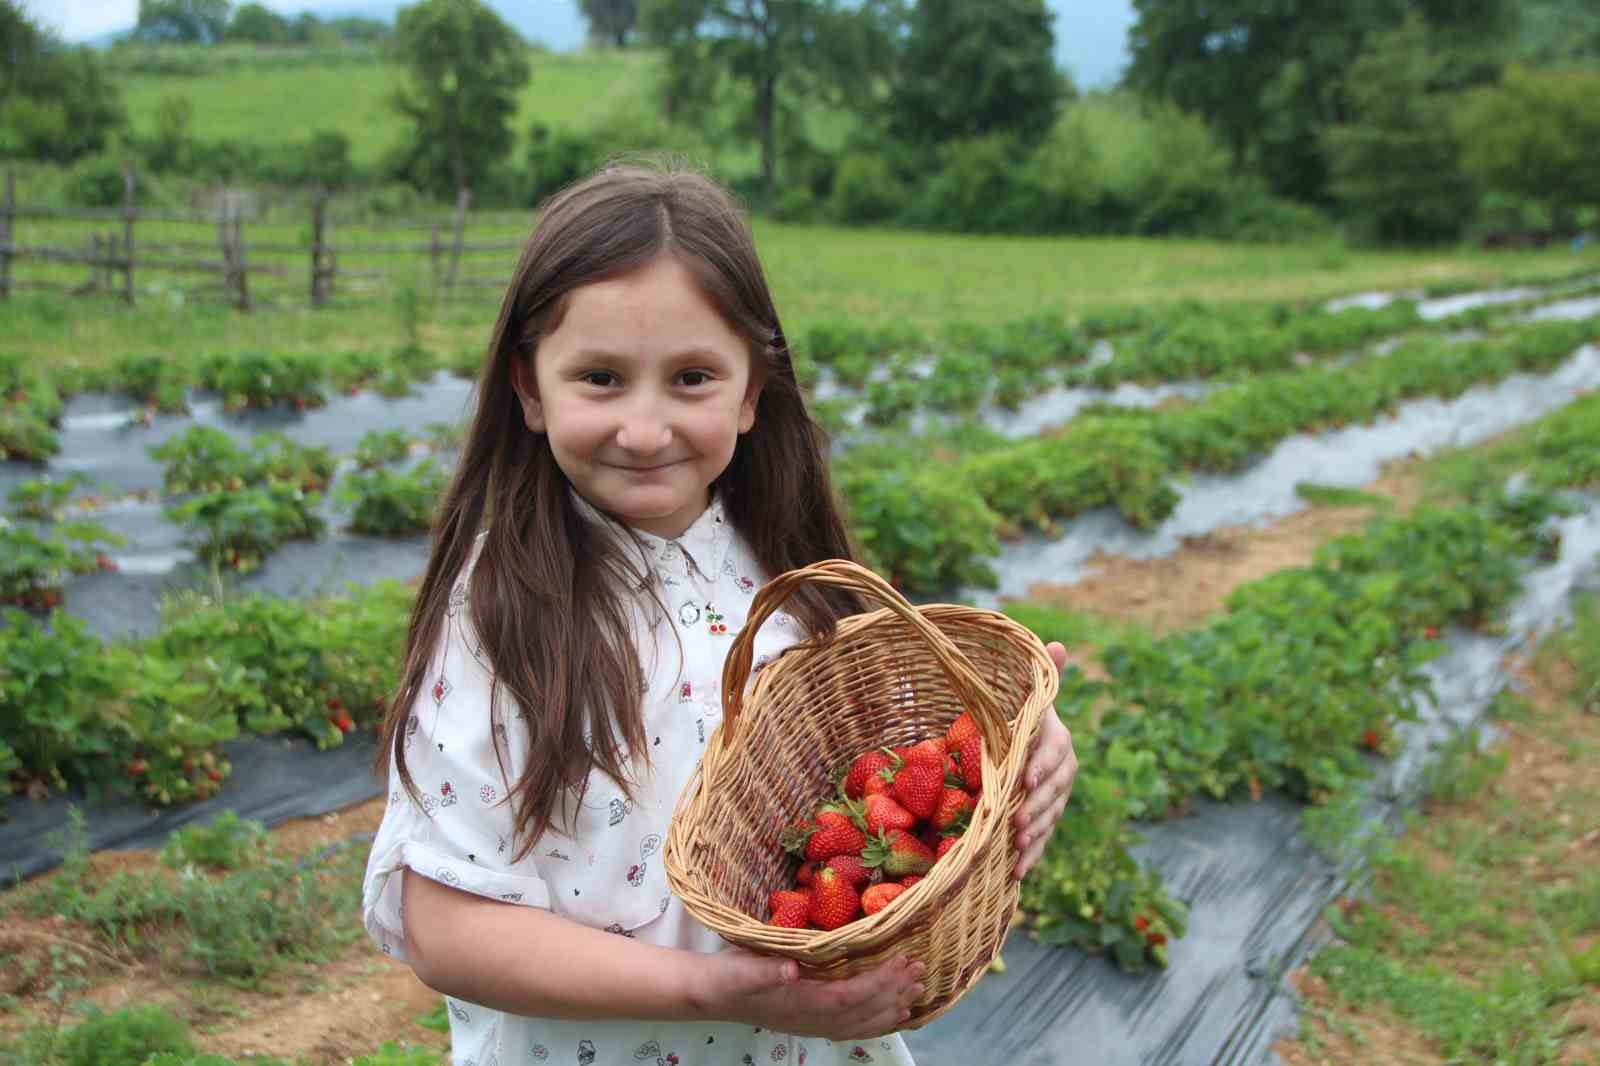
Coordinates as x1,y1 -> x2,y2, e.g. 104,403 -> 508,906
855,794 -> 916,835
951,733 -> 983,793
934,835 -> 960,862
1133,914 -> 1150,932
863,828 -> 934,878
770,895 -> 811,929
861,882 -> 906,916
930,787 -> 974,832
843,749 -> 897,800
945,711 -> 980,750
1424,626 -> 1440,640
825,854 -> 874,889
862,771 -> 893,798
889,761 -> 944,821
770,888 -> 810,914
899,875 -> 923,888
795,861 -> 819,887
901,739 -> 948,771
782,811 -> 866,862
808,867 -> 861,930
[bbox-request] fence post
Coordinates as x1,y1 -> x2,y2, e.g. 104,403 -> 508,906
0,171 -> 13,301
445,185 -> 470,293
310,189 -> 327,307
121,165 -> 136,304
429,222 -> 441,292
232,202 -> 250,311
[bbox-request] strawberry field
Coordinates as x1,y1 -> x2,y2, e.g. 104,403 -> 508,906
3,268 -> 1600,1064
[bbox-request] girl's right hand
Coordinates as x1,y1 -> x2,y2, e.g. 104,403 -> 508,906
698,948 -> 926,1040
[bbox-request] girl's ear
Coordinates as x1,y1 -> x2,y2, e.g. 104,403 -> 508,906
737,368 -> 762,435
511,357 -> 546,434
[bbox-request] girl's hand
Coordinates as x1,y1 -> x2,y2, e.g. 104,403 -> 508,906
1012,640 -> 1080,881
696,948 -> 925,1040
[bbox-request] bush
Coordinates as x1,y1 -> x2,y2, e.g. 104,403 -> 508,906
828,153 -> 906,225
58,1005 -> 193,1066
904,135 -> 1026,233
63,154 -> 141,208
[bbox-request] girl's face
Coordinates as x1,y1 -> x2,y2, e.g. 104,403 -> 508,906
513,254 -> 761,540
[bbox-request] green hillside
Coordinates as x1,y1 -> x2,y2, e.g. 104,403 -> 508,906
114,48 -> 661,170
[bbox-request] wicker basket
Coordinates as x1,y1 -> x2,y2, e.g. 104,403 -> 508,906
663,559 -> 1058,1029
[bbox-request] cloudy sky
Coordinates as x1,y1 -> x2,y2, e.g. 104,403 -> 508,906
31,0 -> 1137,88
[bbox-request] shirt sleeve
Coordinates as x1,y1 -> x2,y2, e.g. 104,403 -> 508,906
361,575 -> 552,964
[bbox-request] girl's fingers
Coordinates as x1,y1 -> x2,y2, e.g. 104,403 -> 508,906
831,959 -> 921,1030
1015,728 -> 1077,831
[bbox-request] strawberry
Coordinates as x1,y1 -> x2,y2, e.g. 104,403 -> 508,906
861,882 -> 906,916
863,828 -> 934,878
795,861 -> 819,887
843,749 -> 897,800
930,787 -> 974,833
1424,625 -> 1440,640
862,770 -> 893,798
888,761 -> 944,821
945,711 -> 980,751
808,866 -> 861,931
950,733 -> 983,794
1132,914 -> 1150,932
934,835 -> 960,862
852,794 -> 916,835
901,739 -> 948,771
770,888 -> 810,914
770,896 -> 811,929
782,811 -> 866,862
899,875 -> 923,888
825,854 -> 874,889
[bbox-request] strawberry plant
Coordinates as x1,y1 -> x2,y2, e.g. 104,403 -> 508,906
7,473 -> 90,520
325,348 -> 390,395
198,350 -> 326,412
0,350 -> 63,461
0,608 -> 122,796
150,426 -> 254,495
335,459 -> 447,536
0,518 -> 125,608
165,482 -> 326,573
837,463 -> 999,592
354,428 -> 416,470
251,432 -> 336,491
109,351 -> 193,413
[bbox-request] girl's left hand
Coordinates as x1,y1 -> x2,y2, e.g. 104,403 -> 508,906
1011,641 -> 1080,880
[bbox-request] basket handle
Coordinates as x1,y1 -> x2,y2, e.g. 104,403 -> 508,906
719,559 -> 1011,759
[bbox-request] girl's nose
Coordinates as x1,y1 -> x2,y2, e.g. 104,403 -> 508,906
615,406 -> 672,454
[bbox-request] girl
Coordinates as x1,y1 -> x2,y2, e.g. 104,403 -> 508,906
361,161 -> 1079,1066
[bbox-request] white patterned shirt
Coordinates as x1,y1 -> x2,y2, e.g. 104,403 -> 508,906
362,491 -> 917,1066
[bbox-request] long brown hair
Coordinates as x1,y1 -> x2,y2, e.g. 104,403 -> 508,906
377,160 -> 863,858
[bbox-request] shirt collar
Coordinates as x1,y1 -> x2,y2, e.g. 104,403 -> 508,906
568,487 -> 730,584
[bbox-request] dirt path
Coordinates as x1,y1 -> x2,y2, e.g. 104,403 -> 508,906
1272,646 -> 1600,1064
1020,467 -> 1425,634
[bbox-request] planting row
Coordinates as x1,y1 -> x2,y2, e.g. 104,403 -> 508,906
1009,422 -> 1594,969
2,425 -> 455,609
840,314 -> 1600,592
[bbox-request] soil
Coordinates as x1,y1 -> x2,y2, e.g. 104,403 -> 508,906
1021,466 -> 1424,634
1271,642 -> 1600,1063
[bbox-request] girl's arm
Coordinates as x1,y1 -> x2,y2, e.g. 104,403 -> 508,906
402,867 -> 708,1019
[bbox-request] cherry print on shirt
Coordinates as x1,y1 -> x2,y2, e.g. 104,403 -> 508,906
799,1047 -> 807,1065
627,833 -> 663,887
772,1046 -> 788,1061
706,603 -> 728,635
577,1039 -> 596,1066
679,681 -> 692,703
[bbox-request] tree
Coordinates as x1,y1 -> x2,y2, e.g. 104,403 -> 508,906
1322,16 -> 1474,243
134,0 -> 233,43
1453,64 -> 1600,232
226,3 -> 290,43
0,1 -> 124,163
887,0 -> 1068,154
642,0 -> 894,204
386,0 -> 531,200
581,0 -> 638,47
1124,0 -> 1515,204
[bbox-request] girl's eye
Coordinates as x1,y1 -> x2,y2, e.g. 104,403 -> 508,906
679,370 -> 710,387
580,371 -> 618,387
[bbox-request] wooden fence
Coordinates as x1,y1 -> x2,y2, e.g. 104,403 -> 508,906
0,167 -> 525,311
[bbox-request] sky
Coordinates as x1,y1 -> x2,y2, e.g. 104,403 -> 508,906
33,0 -> 1138,88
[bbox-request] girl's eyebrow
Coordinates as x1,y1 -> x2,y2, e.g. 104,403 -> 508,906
570,346 -> 730,364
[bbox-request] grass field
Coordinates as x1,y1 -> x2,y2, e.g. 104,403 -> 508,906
114,49 -> 661,170
5,215 -> 1596,375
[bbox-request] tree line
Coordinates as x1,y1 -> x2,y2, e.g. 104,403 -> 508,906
2,0 -> 1597,245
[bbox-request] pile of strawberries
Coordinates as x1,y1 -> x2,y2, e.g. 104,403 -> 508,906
768,711 -> 985,931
